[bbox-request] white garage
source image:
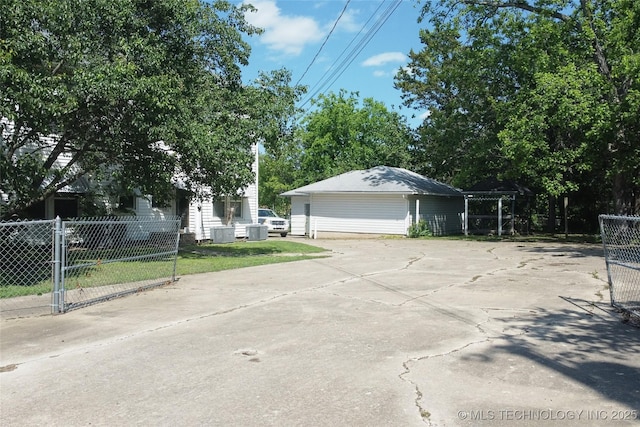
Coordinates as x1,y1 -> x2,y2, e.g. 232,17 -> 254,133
282,166 -> 464,238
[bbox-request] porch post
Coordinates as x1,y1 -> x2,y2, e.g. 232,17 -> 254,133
498,197 -> 503,236
464,196 -> 469,236
511,196 -> 516,235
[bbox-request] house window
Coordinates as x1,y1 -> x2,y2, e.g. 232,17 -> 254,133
213,197 -> 243,221
226,199 -> 243,219
213,200 -> 224,218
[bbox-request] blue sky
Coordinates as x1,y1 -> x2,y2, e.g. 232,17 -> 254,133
237,0 -> 428,127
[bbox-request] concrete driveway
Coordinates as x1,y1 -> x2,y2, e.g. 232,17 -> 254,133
1,238 -> 639,426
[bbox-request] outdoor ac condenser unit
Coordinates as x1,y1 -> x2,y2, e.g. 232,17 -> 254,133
246,225 -> 268,241
211,226 -> 235,243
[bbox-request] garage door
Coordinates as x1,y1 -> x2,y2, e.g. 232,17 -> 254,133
311,194 -> 407,235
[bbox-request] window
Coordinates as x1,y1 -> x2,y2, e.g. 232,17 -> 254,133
213,200 -> 224,217
213,197 -> 243,221
226,199 -> 242,219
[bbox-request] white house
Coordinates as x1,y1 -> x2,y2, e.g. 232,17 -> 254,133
140,144 -> 260,240
2,117 -> 260,239
282,166 -> 464,237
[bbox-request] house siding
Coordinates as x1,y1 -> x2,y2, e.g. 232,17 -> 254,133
310,193 -> 409,235
2,117 -> 260,233
408,195 -> 464,236
2,119 -> 87,218
143,144 -> 259,241
186,196 -> 255,241
289,195 -> 309,236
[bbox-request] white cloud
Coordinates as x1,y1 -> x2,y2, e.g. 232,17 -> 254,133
361,52 -> 407,67
330,9 -> 361,33
243,0 -> 325,56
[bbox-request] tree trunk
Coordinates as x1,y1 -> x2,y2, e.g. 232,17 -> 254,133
547,195 -> 556,233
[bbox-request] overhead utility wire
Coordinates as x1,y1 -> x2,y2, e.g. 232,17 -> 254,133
302,0 -> 386,101
313,0 -> 401,101
300,0 -> 402,108
295,0 -> 352,87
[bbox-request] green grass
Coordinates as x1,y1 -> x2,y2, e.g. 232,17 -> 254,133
181,240 -> 328,256
176,240 -> 328,274
1,240 -> 328,298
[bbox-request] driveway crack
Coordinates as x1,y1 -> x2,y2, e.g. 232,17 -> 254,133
399,338 -> 492,425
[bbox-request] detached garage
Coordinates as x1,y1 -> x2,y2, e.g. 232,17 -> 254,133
282,166 -> 464,237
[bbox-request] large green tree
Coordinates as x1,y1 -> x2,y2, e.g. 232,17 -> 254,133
397,0 -> 639,216
252,69 -> 305,215
295,90 -> 415,185
0,0 -> 275,218
258,90 -> 416,213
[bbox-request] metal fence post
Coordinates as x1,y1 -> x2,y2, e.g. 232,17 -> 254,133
60,219 -> 67,313
599,215 -> 615,307
172,218 -> 181,281
52,216 -> 62,314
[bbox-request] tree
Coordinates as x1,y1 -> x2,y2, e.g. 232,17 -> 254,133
395,20 -> 509,188
259,152 -> 299,215
295,90 -> 415,185
0,0 -> 268,218
251,69 -> 306,215
396,0 -> 640,216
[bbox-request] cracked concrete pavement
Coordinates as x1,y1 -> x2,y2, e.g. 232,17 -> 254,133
1,238 -> 639,426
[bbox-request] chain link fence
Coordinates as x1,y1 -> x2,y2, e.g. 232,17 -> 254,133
599,214 -> 640,319
1,216 -> 180,318
1,219 -> 56,317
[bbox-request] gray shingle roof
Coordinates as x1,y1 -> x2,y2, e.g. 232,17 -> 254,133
281,166 -> 462,197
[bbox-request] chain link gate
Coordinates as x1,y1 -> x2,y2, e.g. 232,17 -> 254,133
1,216 -> 181,318
0,219 -> 56,317
599,215 -> 640,319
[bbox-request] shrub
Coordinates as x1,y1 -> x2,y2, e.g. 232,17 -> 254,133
408,219 -> 432,238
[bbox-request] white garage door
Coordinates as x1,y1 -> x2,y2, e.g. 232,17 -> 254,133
311,194 -> 408,235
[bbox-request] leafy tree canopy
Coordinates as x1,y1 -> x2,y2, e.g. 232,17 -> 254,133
253,69 -> 305,215
258,90 -> 416,213
295,90 -> 415,185
396,0 -> 639,215
0,0 -> 301,218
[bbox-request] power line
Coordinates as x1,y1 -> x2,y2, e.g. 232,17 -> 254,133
299,0 -> 402,109
295,0 -> 352,87
302,0 -> 386,100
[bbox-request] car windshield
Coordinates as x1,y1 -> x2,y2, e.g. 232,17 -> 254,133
259,209 -> 277,217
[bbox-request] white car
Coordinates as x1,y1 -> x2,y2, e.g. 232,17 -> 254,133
258,208 -> 289,237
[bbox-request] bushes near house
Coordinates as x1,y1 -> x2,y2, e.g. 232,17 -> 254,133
407,220 -> 432,238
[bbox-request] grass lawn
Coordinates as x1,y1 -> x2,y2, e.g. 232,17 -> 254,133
1,240 -> 328,298
176,240 -> 328,274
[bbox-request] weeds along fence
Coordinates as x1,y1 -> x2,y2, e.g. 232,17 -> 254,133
1,216 -> 181,318
599,215 -> 640,319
